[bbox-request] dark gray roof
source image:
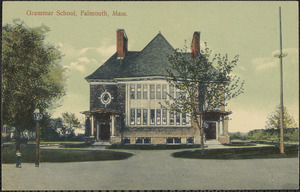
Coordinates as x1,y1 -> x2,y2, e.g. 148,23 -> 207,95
85,33 -> 177,81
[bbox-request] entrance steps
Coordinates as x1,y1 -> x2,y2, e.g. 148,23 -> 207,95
205,139 -> 223,148
91,141 -> 111,149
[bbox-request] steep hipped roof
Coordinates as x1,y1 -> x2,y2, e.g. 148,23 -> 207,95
85,33 -> 176,81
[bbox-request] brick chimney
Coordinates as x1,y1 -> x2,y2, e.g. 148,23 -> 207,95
116,29 -> 128,59
191,31 -> 200,58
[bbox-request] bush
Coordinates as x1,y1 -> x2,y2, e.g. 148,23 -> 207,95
245,128 -> 298,142
229,132 -> 247,140
285,128 -> 299,142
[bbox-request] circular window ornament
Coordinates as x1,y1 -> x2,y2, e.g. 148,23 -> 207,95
100,91 -> 112,107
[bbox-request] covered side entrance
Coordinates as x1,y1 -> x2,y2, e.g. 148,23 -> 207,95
81,109 -> 121,142
201,110 -> 231,143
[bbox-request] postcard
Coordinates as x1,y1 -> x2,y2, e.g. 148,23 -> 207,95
2,1 -> 299,190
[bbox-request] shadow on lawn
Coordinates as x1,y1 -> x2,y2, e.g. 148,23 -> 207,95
171,145 -> 299,159
2,144 -> 133,164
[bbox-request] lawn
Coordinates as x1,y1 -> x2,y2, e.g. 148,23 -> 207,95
172,145 -> 298,160
2,144 -> 133,164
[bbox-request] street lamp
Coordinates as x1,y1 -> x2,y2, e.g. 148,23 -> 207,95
33,108 -> 43,167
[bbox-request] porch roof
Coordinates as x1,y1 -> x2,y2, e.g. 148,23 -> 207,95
81,109 -> 122,116
198,110 -> 232,121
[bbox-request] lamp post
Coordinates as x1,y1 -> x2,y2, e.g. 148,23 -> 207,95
33,108 -> 43,167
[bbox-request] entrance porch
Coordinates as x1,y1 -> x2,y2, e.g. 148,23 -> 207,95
202,110 -> 231,144
81,109 -> 122,143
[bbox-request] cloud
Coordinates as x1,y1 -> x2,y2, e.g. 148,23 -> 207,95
70,61 -> 86,73
79,47 -> 94,55
61,42 -> 116,73
253,48 -> 298,72
272,48 -> 298,57
68,56 -> 100,73
252,55 -> 278,72
96,44 -> 116,58
77,57 -> 91,63
62,42 -> 115,59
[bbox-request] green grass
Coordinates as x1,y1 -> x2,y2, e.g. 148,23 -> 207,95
2,144 -> 133,164
58,143 -> 91,148
222,142 -> 257,146
172,145 -> 299,160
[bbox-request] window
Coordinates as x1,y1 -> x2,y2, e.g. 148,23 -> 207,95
144,137 -> 151,144
162,85 -> 167,99
137,109 -> 141,125
143,84 -> 148,99
166,137 -> 173,144
182,112 -> 186,125
130,84 -> 135,99
156,109 -> 161,125
136,137 -> 151,144
169,84 -> 174,99
166,137 -> 181,144
150,109 -> 155,125
156,85 -> 161,99
137,84 -> 141,99
123,138 -> 130,144
186,113 -> 190,125
174,137 -> 181,144
136,138 -> 143,144
176,112 -> 180,125
150,85 -> 155,99
170,110 -> 174,125
187,137 -> 194,144
162,109 -> 167,125
130,109 -> 135,125
143,109 -> 148,125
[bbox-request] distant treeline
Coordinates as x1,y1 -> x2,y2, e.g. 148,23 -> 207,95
229,128 -> 299,142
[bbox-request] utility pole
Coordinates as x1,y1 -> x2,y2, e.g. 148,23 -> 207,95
279,7 -> 285,154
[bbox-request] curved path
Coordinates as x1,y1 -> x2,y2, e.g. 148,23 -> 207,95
2,148 -> 299,190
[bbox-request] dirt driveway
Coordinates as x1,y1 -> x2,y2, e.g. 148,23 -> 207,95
2,149 -> 299,190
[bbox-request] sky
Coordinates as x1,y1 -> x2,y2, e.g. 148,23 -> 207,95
3,1 -> 299,132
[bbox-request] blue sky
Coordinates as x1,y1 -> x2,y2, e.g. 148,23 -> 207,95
3,1 -> 298,132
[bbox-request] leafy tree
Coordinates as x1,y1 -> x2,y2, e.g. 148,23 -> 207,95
166,43 -> 244,153
265,105 -> 298,130
40,113 -> 62,141
62,112 -> 81,136
2,19 -> 66,150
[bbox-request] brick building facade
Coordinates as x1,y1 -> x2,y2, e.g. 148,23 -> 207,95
82,29 -> 230,145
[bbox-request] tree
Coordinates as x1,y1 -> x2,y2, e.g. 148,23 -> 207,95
166,43 -> 244,153
2,19 -> 66,150
62,112 -> 81,137
40,113 -> 62,141
265,106 -> 298,130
